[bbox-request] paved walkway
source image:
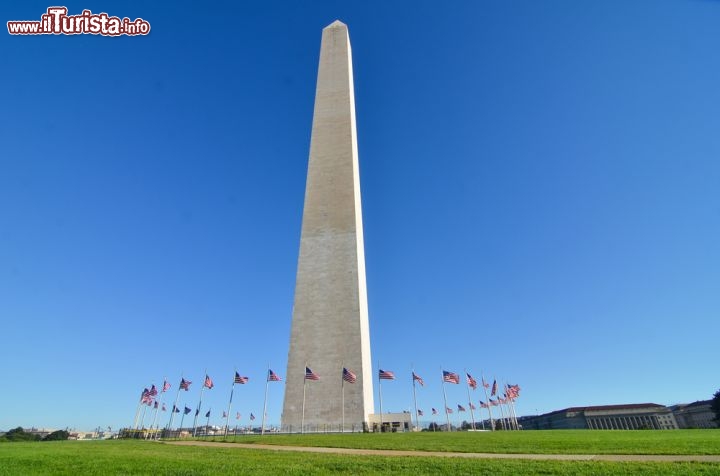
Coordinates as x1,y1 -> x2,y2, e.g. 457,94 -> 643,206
165,441 -> 720,463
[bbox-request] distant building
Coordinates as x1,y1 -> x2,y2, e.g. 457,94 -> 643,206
368,413 -> 413,432
520,403 -> 678,430
671,400 -> 718,429
23,428 -> 55,439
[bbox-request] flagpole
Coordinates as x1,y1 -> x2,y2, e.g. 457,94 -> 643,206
503,383 -> 519,430
147,382 -> 165,440
377,362 -> 384,431
341,361 -> 345,433
411,366 -> 420,432
156,381 -> 170,438
478,401 -> 486,431
496,396 -> 507,429
167,376 -> 183,431
503,384 -> 513,430
140,402 -> 148,430
481,372 -> 494,431
493,375 -> 507,430
441,367 -> 451,431
132,392 -> 143,430
147,399 -> 159,440
509,396 -> 520,430
179,408 -> 186,432
301,362 -> 307,434
224,371 -> 236,439
509,383 -> 521,430
464,369 -> 476,431
261,365 -> 270,436
193,370 -> 207,437
508,396 -> 518,430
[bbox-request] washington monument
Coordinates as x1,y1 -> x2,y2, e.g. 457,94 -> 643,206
282,21 -> 374,431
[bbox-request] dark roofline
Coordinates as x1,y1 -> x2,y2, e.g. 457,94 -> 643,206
684,400 -> 711,409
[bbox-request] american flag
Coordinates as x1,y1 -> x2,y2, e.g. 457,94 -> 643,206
162,380 -> 171,392
234,372 -> 249,384
162,403 -> 167,412
466,373 -> 477,390
172,405 -> 180,413
223,411 -> 227,418
140,388 -> 152,404
412,372 -> 424,386
506,384 -> 521,399
149,385 -> 158,397
250,413 -> 256,421
491,379 -> 498,396
379,369 -> 395,380
154,401 -> 159,409
418,409 -> 424,416
469,402 -> 476,410
432,408 -> 438,415
479,401 -> 488,409
490,399 -> 499,406
305,367 -> 320,381
236,412 -> 241,420
457,404 -> 466,412
442,370 -> 460,384
268,369 -> 282,382
482,378 -> 490,389
343,368 -> 357,384
446,406 -> 454,414
204,375 -> 214,389
180,378 -> 191,390
183,406 -> 192,415
205,410 -> 211,418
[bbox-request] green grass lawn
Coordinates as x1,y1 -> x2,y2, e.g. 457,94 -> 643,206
1,440 -> 719,475
214,429 -> 720,455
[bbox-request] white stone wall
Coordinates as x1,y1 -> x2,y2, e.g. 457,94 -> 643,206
282,21 -> 374,430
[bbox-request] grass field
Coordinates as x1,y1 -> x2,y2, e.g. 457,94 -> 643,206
216,429 -> 720,455
1,440 -> 720,475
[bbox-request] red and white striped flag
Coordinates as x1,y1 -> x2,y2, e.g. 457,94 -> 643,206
305,367 -> 320,380
442,371 -> 460,384
466,373 -> 477,390
379,369 -> 395,380
343,368 -> 357,384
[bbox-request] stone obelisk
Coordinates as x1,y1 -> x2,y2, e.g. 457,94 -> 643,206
282,20 -> 374,431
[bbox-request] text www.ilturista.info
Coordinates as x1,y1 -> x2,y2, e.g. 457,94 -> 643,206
7,7 -> 150,36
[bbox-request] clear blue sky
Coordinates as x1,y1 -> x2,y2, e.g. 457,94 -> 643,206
1,0 -> 718,432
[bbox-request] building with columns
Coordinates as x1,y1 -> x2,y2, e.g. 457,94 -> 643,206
670,400 -> 718,429
520,403 -> 678,430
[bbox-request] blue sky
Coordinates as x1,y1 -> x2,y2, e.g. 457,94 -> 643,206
1,0 -> 718,432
